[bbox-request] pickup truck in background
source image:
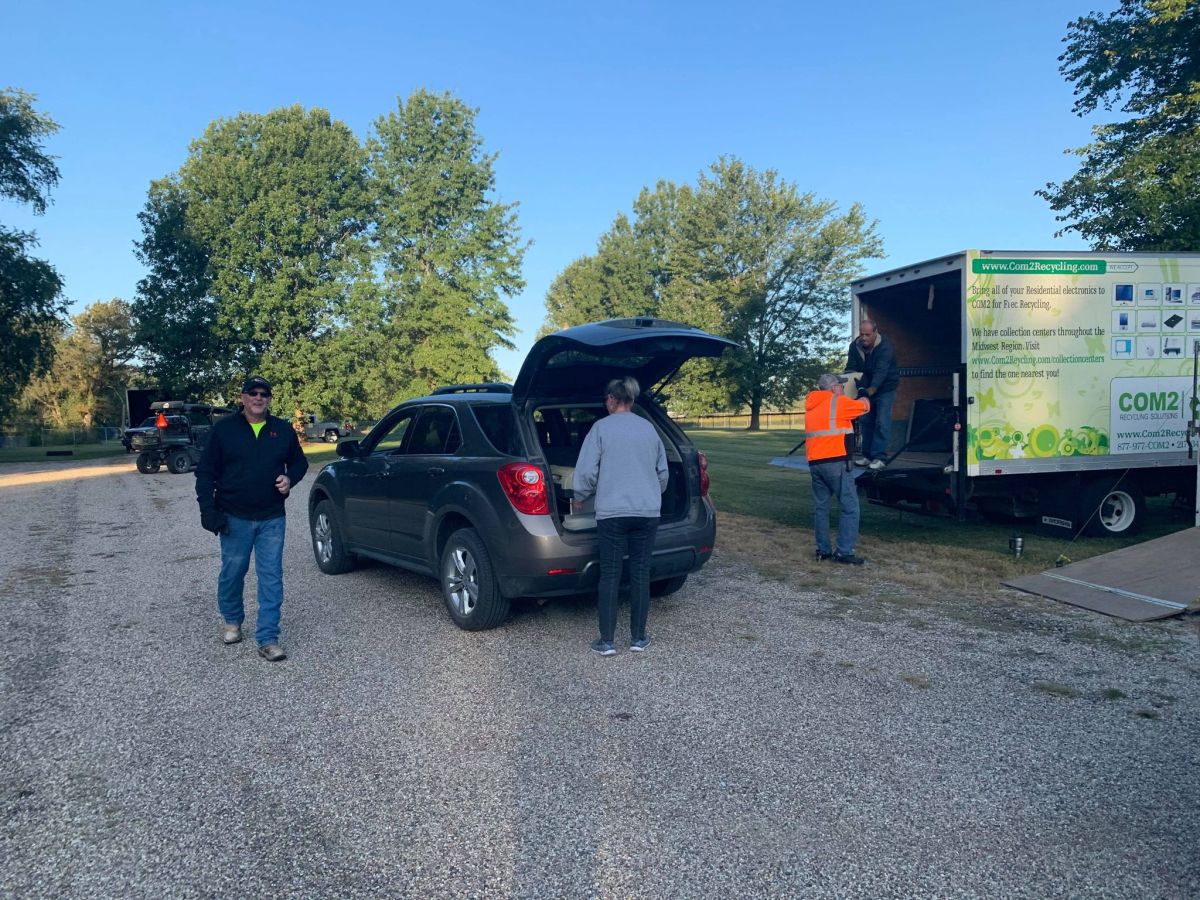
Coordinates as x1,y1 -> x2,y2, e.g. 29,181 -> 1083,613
303,414 -> 343,443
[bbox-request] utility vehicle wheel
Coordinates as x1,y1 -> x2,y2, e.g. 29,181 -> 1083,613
136,452 -> 160,474
650,575 -> 688,597
1080,479 -> 1145,537
310,500 -> 355,574
167,449 -> 191,474
324,429 -> 340,444
440,528 -> 508,630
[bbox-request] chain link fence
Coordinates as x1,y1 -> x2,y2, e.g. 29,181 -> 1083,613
671,411 -> 805,430
0,426 -> 125,449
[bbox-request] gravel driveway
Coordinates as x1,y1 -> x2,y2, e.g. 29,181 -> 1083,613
2,458 -> 1197,898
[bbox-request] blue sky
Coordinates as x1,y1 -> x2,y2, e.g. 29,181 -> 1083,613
5,0 -> 1111,379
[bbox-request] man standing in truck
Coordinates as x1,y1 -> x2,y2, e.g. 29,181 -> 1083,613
847,318 -> 900,470
805,373 -> 872,565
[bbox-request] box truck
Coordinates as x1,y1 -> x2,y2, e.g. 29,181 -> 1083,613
851,250 -> 1199,536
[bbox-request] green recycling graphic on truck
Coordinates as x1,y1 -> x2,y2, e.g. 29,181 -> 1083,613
965,252 -> 1200,470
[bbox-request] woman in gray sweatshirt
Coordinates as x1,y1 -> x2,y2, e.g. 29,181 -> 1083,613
572,376 -> 669,656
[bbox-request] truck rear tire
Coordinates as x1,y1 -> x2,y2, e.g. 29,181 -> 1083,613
167,449 -> 191,474
1080,479 -> 1144,537
324,429 -> 340,443
136,452 -> 160,474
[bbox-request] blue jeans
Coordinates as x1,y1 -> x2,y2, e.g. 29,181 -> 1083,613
596,516 -> 659,644
861,389 -> 896,460
810,461 -> 859,556
218,514 -> 286,646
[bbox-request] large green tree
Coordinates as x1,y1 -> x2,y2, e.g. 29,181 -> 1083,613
542,182 -> 684,336
176,105 -> 371,415
22,299 -> 137,428
543,158 -> 882,427
1038,0 -> 1200,249
0,88 -> 66,422
366,90 -> 524,402
131,178 -> 232,399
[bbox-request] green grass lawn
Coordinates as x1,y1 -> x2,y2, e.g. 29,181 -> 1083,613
688,428 -> 1193,569
0,442 -> 127,463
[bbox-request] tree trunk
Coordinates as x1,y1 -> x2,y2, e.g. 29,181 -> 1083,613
747,397 -> 762,432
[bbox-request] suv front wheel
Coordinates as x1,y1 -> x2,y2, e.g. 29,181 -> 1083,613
311,499 -> 356,574
440,528 -> 509,631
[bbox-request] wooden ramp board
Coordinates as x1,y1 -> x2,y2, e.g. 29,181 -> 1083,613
1005,528 -> 1200,622
769,457 -> 872,480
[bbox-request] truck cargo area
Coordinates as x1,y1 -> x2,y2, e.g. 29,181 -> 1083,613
854,259 -> 964,513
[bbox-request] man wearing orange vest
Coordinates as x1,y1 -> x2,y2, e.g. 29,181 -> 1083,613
805,373 -> 871,565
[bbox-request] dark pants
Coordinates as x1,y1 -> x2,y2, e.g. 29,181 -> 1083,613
859,388 -> 896,460
596,516 -> 659,643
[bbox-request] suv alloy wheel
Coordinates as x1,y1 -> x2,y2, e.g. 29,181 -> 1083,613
440,528 -> 508,630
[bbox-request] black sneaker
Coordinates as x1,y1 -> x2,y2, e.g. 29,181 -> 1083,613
630,638 -> 651,653
815,551 -> 832,561
832,552 -> 865,566
591,639 -> 617,656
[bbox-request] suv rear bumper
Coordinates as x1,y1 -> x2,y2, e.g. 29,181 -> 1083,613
493,504 -> 716,598
499,544 -> 711,598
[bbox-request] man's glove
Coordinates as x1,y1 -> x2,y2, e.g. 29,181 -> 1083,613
200,507 -> 229,535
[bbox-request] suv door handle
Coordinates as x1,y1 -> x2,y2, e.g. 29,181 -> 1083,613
427,467 -> 445,477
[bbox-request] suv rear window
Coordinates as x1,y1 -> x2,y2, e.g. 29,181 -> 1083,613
472,404 -> 522,456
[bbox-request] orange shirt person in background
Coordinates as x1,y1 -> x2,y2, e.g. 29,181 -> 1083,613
804,373 -> 871,565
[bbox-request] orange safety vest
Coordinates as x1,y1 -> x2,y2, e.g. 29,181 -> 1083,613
804,390 -> 870,464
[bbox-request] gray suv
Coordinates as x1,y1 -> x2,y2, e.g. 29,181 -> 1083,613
307,318 -> 735,630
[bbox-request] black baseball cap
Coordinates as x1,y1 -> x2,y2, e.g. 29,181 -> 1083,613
241,376 -> 272,395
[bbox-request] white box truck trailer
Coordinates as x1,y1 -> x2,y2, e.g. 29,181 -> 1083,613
851,250 -> 1199,537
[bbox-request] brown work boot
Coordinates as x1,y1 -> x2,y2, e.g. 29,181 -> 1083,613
257,643 -> 287,662
221,623 -> 242,645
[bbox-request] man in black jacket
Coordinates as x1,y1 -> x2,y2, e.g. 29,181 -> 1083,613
195,376 -> 309,661
846,319 -> 900,470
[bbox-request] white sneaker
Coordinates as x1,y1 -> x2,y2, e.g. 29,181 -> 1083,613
868,459 -> 886,470
853,455 -> 869,467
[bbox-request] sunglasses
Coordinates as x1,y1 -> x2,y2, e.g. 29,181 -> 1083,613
244,390 -> 271,399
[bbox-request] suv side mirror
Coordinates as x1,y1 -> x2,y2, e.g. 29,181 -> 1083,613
336,439 -> 361,458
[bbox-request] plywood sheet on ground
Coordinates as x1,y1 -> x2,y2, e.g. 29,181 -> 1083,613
1005,528 -> 1200,621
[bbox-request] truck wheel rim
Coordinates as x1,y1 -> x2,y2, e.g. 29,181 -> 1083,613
445,546 -> 478,615
314,513 -> 333,563
1099,491 -> 1136,532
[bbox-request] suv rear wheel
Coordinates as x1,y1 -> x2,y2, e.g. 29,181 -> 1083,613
651,575 -> 688,597
324,428 -> 340,443
311,500 -> 356,574
440,528 -> 509,630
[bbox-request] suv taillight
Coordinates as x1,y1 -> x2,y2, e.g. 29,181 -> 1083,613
698,452 -> 710,496
497,462 -> 550,515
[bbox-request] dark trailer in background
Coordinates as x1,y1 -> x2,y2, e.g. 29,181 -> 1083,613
125,388 -> 165,428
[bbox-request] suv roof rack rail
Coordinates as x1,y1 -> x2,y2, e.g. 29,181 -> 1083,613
432,383 -> 513,395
